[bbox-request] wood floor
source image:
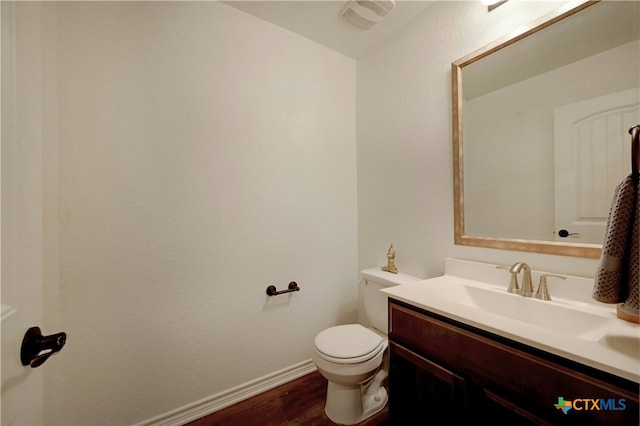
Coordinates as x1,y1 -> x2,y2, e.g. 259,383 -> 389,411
185,370 -> 389,426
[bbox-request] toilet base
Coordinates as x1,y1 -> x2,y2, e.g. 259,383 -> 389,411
324,372 -> 388,425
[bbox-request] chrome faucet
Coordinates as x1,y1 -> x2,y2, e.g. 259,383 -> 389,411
497,263 -> 567,300
510,262 -> 534,297
535,273 -> 567,301
496,265 -> 521,294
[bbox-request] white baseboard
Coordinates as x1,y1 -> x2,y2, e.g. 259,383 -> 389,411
135,359 -> 317,426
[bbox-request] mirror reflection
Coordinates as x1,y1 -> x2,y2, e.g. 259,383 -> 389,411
453,1 -> 640,258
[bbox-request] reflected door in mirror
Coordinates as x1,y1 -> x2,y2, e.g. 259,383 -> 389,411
554,88 -> 640,244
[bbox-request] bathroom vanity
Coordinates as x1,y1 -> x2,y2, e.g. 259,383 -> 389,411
383,259 -> 640,425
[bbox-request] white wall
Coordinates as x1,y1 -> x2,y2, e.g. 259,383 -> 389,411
357,0 -> 601,294
47,2 -> 356,425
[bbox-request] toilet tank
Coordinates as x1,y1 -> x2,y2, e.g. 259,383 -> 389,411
361,268 -> 422,334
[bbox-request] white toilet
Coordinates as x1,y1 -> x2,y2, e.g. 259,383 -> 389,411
312,268 -> 421,425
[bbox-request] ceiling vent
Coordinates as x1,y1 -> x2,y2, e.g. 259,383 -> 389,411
341,0 -> 396,29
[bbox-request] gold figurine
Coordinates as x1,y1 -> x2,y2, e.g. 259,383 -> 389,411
381,244 -> 398,274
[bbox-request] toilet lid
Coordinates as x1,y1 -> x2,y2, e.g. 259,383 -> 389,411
314,324 -> 384,361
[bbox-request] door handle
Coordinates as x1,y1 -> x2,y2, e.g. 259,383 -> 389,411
558,229 -> 580,238
20,327 -> 66,368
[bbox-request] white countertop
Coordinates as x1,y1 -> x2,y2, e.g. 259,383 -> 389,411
382,258 -> 640,383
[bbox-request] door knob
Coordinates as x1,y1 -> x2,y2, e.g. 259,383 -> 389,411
558,229 -> 580,238
20,327 -> 66,368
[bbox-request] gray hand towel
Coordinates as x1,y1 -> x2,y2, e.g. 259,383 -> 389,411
592,174 -> 639,319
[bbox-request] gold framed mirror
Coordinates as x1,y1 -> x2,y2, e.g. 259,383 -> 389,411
452,0 -> 640,259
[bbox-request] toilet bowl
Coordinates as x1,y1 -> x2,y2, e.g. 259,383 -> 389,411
312,324 -> 389,424
312,269 -> 421,425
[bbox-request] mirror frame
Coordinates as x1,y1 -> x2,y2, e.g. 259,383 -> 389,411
452,0 -> 602,259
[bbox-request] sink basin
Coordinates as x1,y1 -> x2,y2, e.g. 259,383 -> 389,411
381,258 -> 640,383
424,280 -> 613,341
599,335 -> 640,358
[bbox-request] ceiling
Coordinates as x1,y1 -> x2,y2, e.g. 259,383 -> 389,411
222,1 -> 435,59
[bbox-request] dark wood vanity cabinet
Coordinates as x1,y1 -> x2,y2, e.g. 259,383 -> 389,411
388,300 -> 639,426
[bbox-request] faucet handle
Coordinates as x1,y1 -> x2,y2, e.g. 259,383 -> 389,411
496,265 -> 520,294
535,273 -> 567,301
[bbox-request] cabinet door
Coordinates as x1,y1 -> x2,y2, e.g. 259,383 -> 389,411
482,388 -> 555,426
389,342 -> 467,425
389,301 -> 639,426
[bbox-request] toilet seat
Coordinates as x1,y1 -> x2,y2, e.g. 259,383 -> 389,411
314,324 -> 386,364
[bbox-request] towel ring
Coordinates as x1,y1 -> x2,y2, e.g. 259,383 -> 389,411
629,125 -> 639,181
